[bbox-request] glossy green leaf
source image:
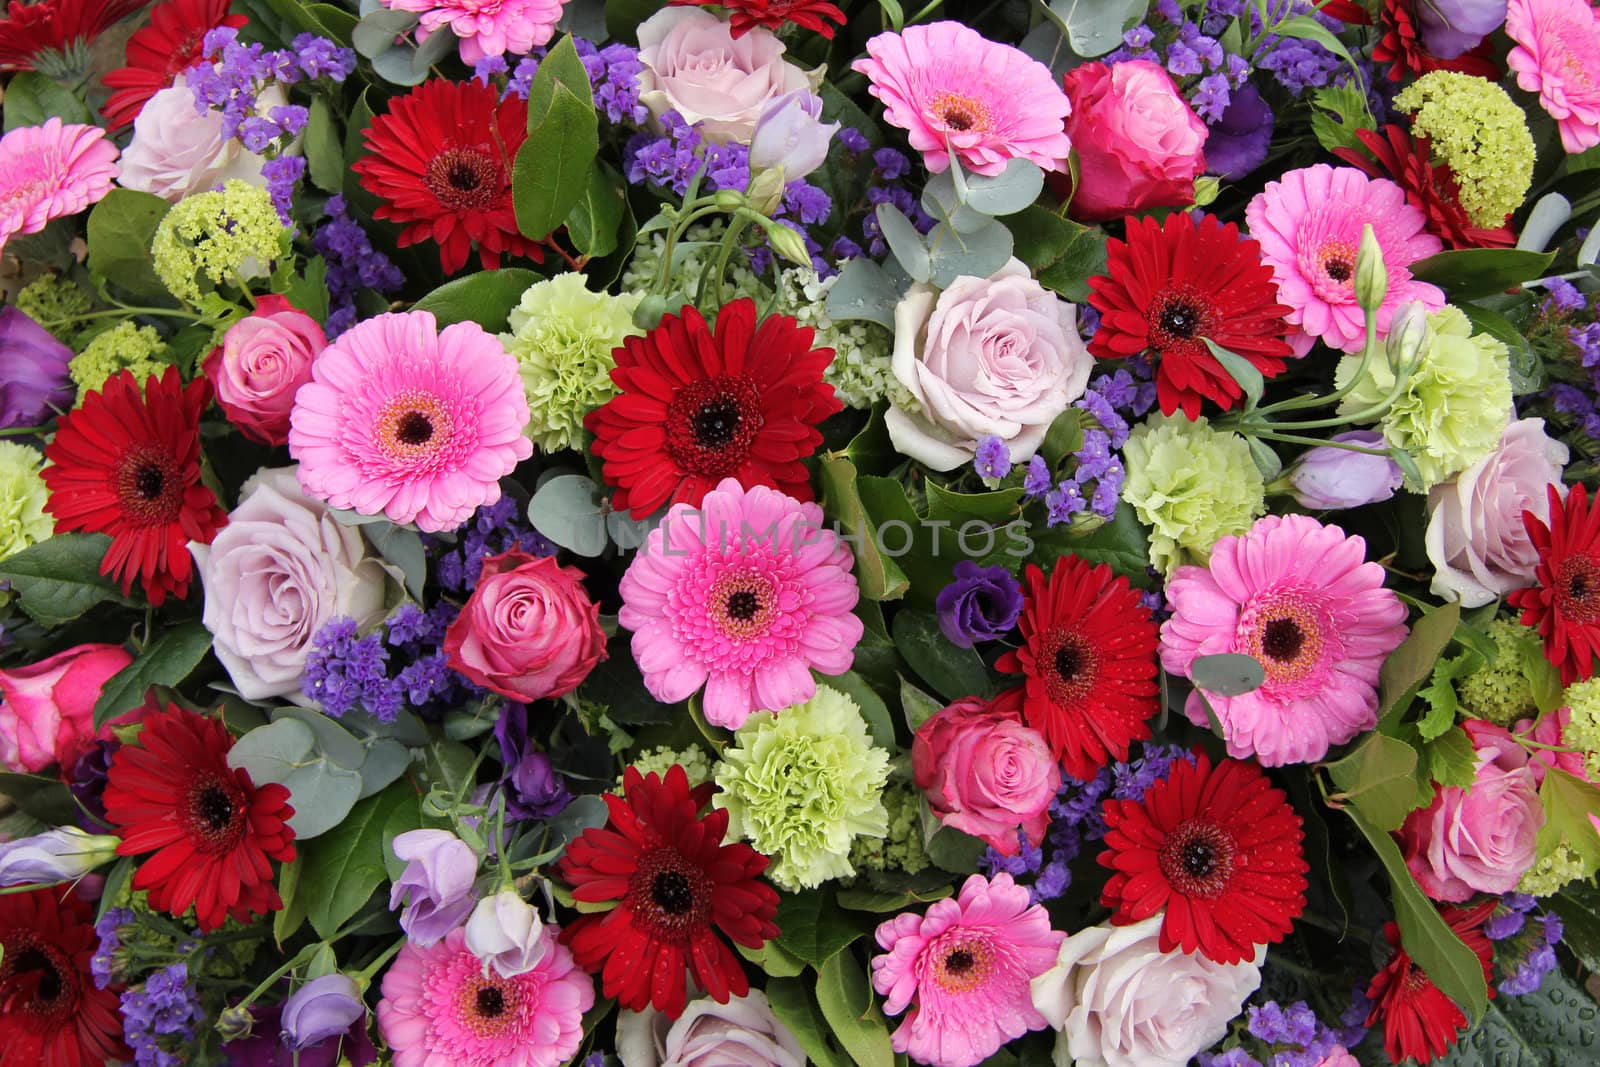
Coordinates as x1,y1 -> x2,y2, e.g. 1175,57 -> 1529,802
891,610 -> 991,702
411,268 -> 539,332
1409,249 -> 1558,300
1378,601 -> 1461,729
513,81 -> 599,240
818,454 -> 909,602
85,190 -> 174,304
815,671 -> 897,749
1326,731 -> 1430,831
301,783 -> 421,940
774,891 -> 864,966
93,622 -> 212,728
817,952 -> 894,1067
0,535 -> 135,627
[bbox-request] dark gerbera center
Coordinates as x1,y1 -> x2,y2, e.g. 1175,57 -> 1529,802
1243,591 -> 1326,685
424,145 -> 502,211
378,391 -> 453,463
1042,629 -> 1099,707
1157,819 -> 1237,899
476,986 -> 505,1018
725,590 -> 759,621
1318,238 -> 1357,284
628,847 -> 713,945
1555,556 -> 1600,623
395,410 -> 434,446
457,974 -> 520,1038
926,90 -> 992,134
180,771 -> 248,853
0,935 -> 77,1020
708,568 -> 779,640
931,937 -> 992,992
113,443 -> 184,526
944,949 -> 974,973
1261,617 -> 1305,662
651,871 -> 694,915
665,375 -> 765,478
1148,284 -> 1218,357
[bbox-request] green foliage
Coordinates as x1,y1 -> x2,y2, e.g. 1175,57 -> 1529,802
890,610 -> 991,702
411,269 -> 540,332
85,189 -> 174,304
92,622 -> 213,728
1378,601 -> 1461,730
1418,649 -> 1482,740
816,951 -> 895,1067
1438,966 -> 1600,1066
513,38 -> 600,240
2,73 -> 92,130
1327,732 -> 1431,831
0,533 -> 137,626
1410,249 -> 1558,301
773,890 -> 865,967
299,782 -> 423,940
1309,80 -> 1376,155
1006,204 -> 1108,302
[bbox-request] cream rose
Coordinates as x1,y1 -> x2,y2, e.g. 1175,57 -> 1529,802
191,467 -> 391,701
1426,417 -> 1567,607
118,77 -> 288,203
1030,915 -> 1263,1067
887,258 -> 1091,471
636,7 -> 816,144
615,990 -> 805,1067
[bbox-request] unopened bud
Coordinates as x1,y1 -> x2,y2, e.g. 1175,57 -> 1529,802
0,827 -> 121,885
1193,175 -> 1221,207
762,220 -> 812,267
711,188 -> 748,212
216,1004 -> 256,1043
633,293 -> 669,330
1354,223 -> 1387,313
745,168 -> 786,215
1385,301 -> 1432,370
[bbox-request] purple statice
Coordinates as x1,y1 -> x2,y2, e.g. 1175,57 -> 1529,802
427,496 -> 556,595
1251,1 -> 1346,96
1500,912 -> 1562,995
857,147 -> 935,258
310,195 -> 405,337
1235,998 -> 1358,1067
508,55 -> 541,97
303,617 -> 392,719
1045,481 -> 1085,526
1572,321 -> 1600,368
122,962 -> 203,1067
625,111 -> 710,196
261,155 -> 305,225
1543,278 -> 1587,314
92,907 -> 133,989
1110,744 -> 1191,801
1199,1051 -> 1263,1067
474,54 -> 510,82
576,38 -> 646,125
293,33 -> 357,81
1485,892 -> 1537,941
1022,455 -> 1052,499
838,126 -> 870,153
385,601 -> 477,716
974,435 -> 1011,480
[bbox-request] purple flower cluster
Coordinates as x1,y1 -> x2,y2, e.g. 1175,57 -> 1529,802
1200,991 -> 1371,1067
1029,368 -> 1155,526
853,143 -> 936,261
304,604 -> 473,722
122,962 -> 203,1067
1487,892 -> 1563,996
973,435 -> 1011,480
427,496 -> 555,595
309,195 -> 406,337
68,737 -> 118,827
1251,1 -> 1347,96
303,617 -> 392,719
92,906 -> 133,989
477,37 -> 644,124
1108,10 -> 1250,123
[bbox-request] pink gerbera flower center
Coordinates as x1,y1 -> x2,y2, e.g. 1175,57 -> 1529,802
1317,237 -> 1357,283
926,90 -> 992,134
1239,586 -> 1331,688
377,390 -> 455,463
455,971 -> 522,1038
928,935 -> 995,994
708,567 -> 779,639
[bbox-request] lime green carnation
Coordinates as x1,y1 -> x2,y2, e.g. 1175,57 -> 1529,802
500,273 -> 642,453
15,273 -> 92,343
624,744 -> 714,789
70,322 -> 170,403
1393,72 -> 1535,229
1121,412 -> 1265,574
848,777 -> 930,877
152,180 -> 290,304
1456,617 -> 1547,726
712,685 -> 891,890
1336,304 -> 1511,490
0,442 -> 52,563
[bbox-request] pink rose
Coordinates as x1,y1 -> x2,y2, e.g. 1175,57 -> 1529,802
1513,706 -> 1592,786
443,550 -> 606,702
0,644 -> 132,773
1399,719 -> 1544,901
1059,60 -> 1207,222
117,77 -> 288,203
636,8 -> 816,144
203,295 -> 326,446
1426,418 -> 1567,608
912,692 -> 1060,854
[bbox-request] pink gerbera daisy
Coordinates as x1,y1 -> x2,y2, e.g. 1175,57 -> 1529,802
617,476 -> 862,730
377,924 -> 594,1067
853,21 -> 1072,176
1244,164 -> 1444,353
380,0 -> 565,64
288,310 -> 532,533
1160,513 -> 1410,766
0,118 -> 118,251
871,872 -> 1065,1067
1506,0 -> 1600,154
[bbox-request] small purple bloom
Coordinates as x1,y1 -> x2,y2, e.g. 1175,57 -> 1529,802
935,561 -> 1024,648
1205,82 -> 1275,181
1289,430 -> 1403,509
1022,455 -> 1053,499
0,305 -> 74,429
974,435 -> 1011,480
280,975 -> 365,1051
494,702 -> 574,820
838,126 -> 870,153
1417,0 -> 1507,59
388,829 -> 478,945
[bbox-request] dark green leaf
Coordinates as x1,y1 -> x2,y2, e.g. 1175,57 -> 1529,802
774,890 -> 864,966
736,936 -> 808,978
815,671 -> 897,749
302,783 -> 420,940
304,97 -> 344,193
1379,602 -> 1461,729
1326,732 -> 1430,831
1421,727 -> 1480,791
1409,249 -> 1558,300
925,823 -> 988,872
86,190 -> 174,304
93,622 -> 212,729
818,454 -> 909,602
274,854 -> 305,944
1309,80 -> 1376,155
283,256 -> 331,324
1031,501 -> 1151,585
2,72 -> 91,130
1549,882 -> 1600,973
411,269 -> 539,332
767,979 -> 855,1067
565,161 -> 625,258
1005,204 -> 1107,302
899,677 -> 944,734
1038,408 -> 1084,467
513,82 -> 599,239
925,484 -> 1025,526
816,952 -> 894,1067
526,34 -> 594,125
0,772 -> 76,823
891,610 -> 991,702
1437,966 -> 1599,1066
0,534 -> 137,627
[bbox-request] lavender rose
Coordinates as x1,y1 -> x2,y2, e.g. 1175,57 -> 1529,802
1399,719 -> 1544,902
1426,417 -> 1567,607
616,989 -> 805,1067
190,467 -> 390,702
888,258 -> 1092,471
636,8 -> 816,144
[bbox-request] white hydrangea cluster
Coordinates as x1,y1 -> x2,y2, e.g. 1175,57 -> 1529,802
771,267 -> 911,412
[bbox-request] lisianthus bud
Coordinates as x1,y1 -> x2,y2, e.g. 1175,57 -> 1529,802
749,89 -> 838,181
0,826 -> 121,885
1385,301 -> 1433,370
280,974 -> 366,1051
762,220 -> 812,267
1288,430 -> 1403,510
215,1004 -> 255,1043
464,888 -> 549,979
1355,223 -> 1387,313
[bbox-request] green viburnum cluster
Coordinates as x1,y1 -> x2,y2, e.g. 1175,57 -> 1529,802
0,442 -> 52,564
152,180 -> 290,303
1562,677 -> 1600,782
1121,412 -> 1265,574
15,273 -> 92,342
625,744 -> 714,789
1518,841 -> 1590,897
1394,71 -> 1535,229
848,777 -> 930,877
1455,617 -> 1547,726
712,686 -> 891,890
770,266 -> 912,412
70,322 -> 170,402
500,273 -> 643,453
1336,305 -> 1510,490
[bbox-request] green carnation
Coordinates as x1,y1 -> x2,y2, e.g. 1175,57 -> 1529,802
152,180 -> 290,304
70,322 -> 170,403
500,273 -> 642,453
0,442 -> 52,563
15,273 -> 92,343
1394,72 -> 1534,229
1456,617 -> 1546,726
1336,304 -> 1510,490
1122,412 -> 1265,574
712,685 -> 890,890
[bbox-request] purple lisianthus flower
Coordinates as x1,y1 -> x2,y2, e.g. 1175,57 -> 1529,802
224,995 -> 377,1067
1417,0 -> 1507,59
1289,430 -> 1403,509
1204,82 -> 1274,181
0,305 -> 74,430
280,975 -> 366,1051
935,561 -> 1024,648
494,702 -> 573,821
388,829 -> 478,944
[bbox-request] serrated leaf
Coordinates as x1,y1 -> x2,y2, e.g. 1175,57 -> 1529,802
1417,650 -> 1481,741
1326,731 -> 1430,831
1379,602 -> 1461,729
93,622 -> 213,729
1421,727 -> 1479,790
0,534 -> 139,626
1006,204 -> 1107,303
1535,769 -> 1600,878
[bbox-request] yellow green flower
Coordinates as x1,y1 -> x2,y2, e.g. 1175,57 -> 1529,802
15,273 -> 92,343
0,442 -> 53,563
152,180 -> 290,304
712,685 -> 890,890
1456,617 -> 1546,726
69,322 -> 170,404
1121,412 -> 1265,574
1393,72 -> 1535,229
848,777 -> 930,877
500,273 -> 642,453
623,744 -> 714,789
1563,676 -> 1600,782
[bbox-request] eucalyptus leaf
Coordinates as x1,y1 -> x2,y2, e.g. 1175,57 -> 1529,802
963,159 -> 1046,216
1045,0 -> 1146,57
356,738 -> 411,798
823,258 -> 902,330
528,474 -> 609,556
926,219 -> 1013,288
875,204 -> 931,283
1188,653 -> 1265,697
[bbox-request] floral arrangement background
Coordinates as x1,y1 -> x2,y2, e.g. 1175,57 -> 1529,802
1,0 -> 1600,1065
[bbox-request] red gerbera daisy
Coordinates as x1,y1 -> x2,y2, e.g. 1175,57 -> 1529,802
0,887 -> 129,1067
995,555 -> 1160,782
352,78 -> 545,276
585,297 -> 841,519
41,367 -> 226,607
1510,483 -> 1600,685
102,701 -> 297,932
0,0 -> 144,73
1373,0 -> 1499,82
100,0 -> 246,130
1098,750 -> 1309,965
557,764 -> 780,1020
1333,126 -> 1515,250
668,0 -> 846,38
1087,212 -> 1294,420
1365,900 -> 1496,1065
